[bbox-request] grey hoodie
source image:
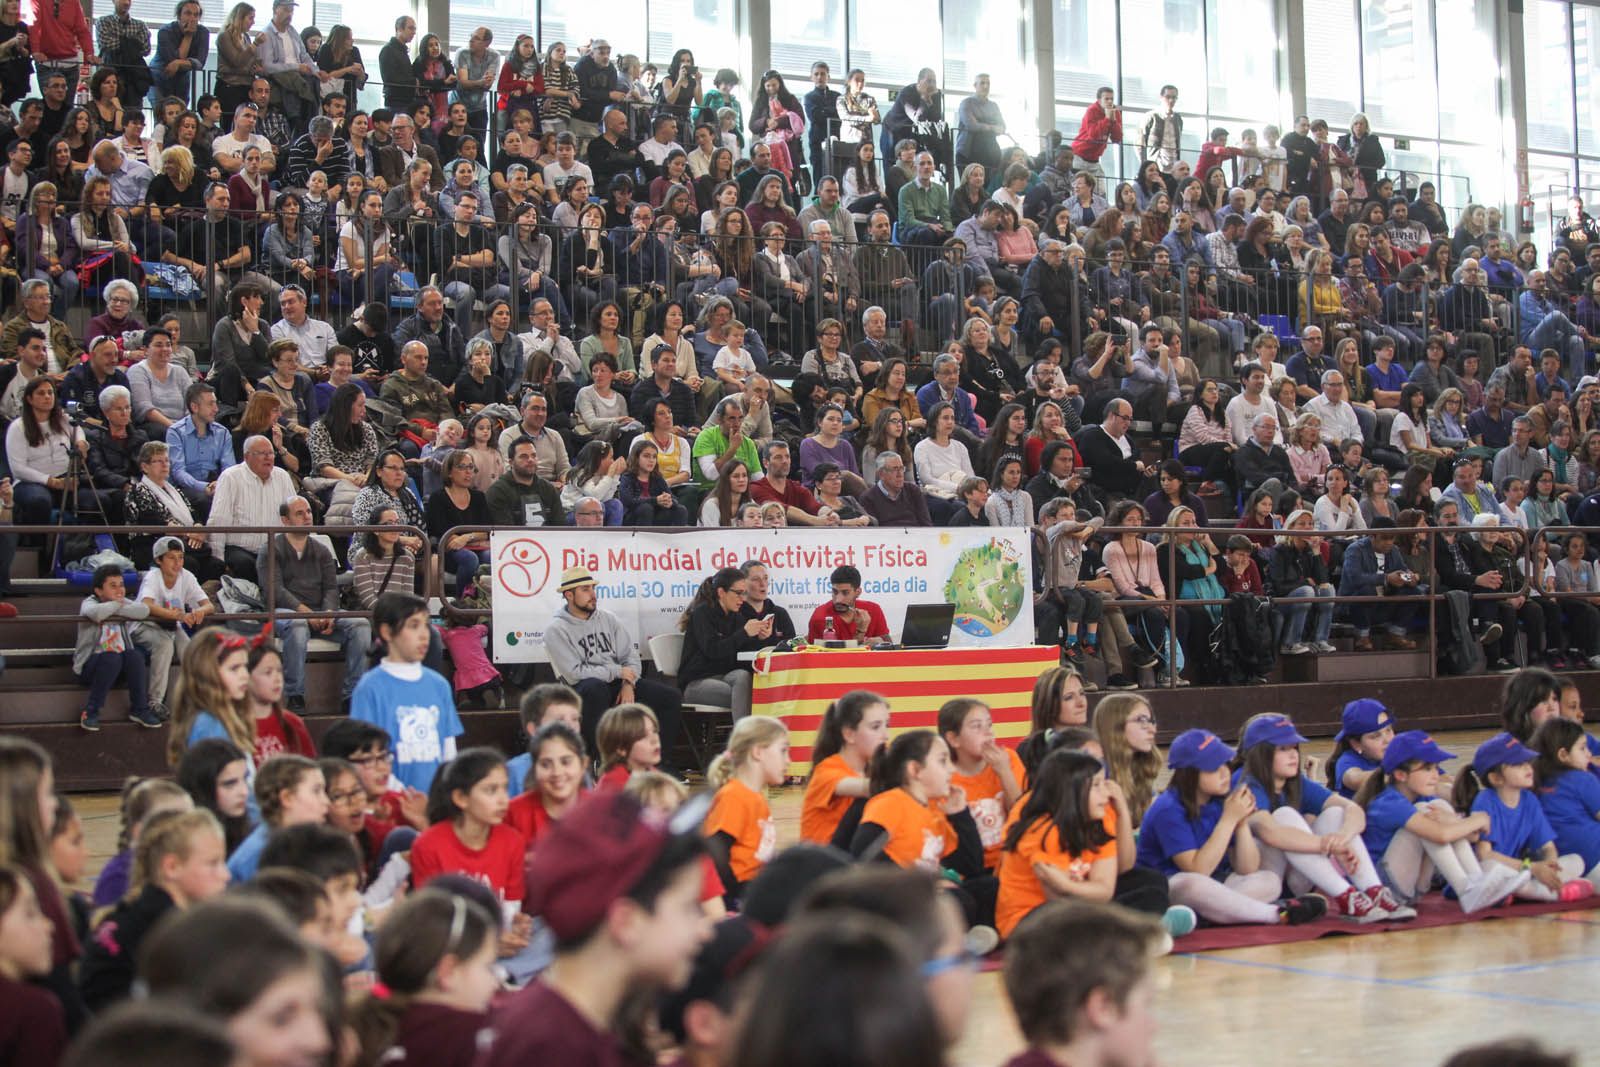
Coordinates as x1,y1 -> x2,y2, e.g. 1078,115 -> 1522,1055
74,594 -> 151,674
544,601 -> 640,685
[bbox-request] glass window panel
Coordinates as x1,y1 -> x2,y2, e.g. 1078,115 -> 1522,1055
541,0 -> 647,65
1053,0 -> 1118,102
1434,0 -> 1498,143
1523,0 -> 1575,154
441,6 -> 533,69
1120,0 -> 1205,111
1527,151 -> 1577,247
772,0 -> 844,84
1436,144 -> 1496,219
648,0 -> 738,71
849,0 -> 942,93
944,0 -> 1026,136
1359,0 -> 1436,137
1576,4 -> 1600,156
1206,0 -> 1278,122
1303,0 -> 1361,123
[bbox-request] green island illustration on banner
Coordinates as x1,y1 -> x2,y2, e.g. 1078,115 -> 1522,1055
944,537 -> 1026,638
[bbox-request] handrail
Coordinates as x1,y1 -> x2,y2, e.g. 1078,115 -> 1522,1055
0,522 -> 431,629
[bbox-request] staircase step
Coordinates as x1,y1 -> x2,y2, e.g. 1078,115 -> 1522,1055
1278,646 -> 1433,683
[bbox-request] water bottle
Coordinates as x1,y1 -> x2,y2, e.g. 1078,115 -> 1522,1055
823,615 -> 836,641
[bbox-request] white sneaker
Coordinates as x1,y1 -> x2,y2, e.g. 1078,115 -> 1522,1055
1312,641 -> 1338,654
1280,642 -> 1310,655
1460,866 -> 1529,913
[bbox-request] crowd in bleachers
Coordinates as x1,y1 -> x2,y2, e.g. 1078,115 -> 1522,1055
1,2 -> 1600,694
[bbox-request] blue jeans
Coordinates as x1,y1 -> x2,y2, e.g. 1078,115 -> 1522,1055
446,548 -> 491,595
1527,312 -> 1587,379
442,280 -> 512,333
273,610 -> 372,699
1277,583 -> 1335,646
77,648 -> 149,714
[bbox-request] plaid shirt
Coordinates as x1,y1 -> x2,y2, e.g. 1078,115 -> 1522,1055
95,13 -> 151,61
258,108 -> 293,150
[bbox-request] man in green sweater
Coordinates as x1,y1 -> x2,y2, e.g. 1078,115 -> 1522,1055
487,437 -> 564,527
896,151 -> 952,247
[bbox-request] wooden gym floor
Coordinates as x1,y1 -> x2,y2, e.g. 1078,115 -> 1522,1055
71,728 -> 1597,1067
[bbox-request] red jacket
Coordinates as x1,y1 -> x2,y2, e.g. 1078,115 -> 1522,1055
27,0 -> 95,63
1194,143 -> 1242,183
1070,103 -> 1122,163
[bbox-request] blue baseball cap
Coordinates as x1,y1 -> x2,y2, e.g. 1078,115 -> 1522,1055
1167,729 -> 1237,771
1472,733 -> 1538,779
1381,730 -> 1456,774
1334,699 -> 1392,743
1241,714 -> 1308,751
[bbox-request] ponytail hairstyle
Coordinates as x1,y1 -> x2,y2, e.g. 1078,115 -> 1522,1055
175,739 -> 252,853
129,808 -> 224,898
808,689 -> 888,777
678,567 -> 744,632
596,703 -> 658,774
256,754 -> 322,827
707,716 -> 789,789
113,778 -> 193,853
350,889 -> 498,1067
867,729 -> 942,796
1450,766 -> 1484,813
1325,731 -> 1359,788
167,629 -> 255,767
526,721 -> 585,794
1532,717 -> 1587,784
1353,761 -> 1412,810
368,592 -> 431,665
424,747 -> 507,825
0,737 -> 51,870
1092,694 -> 1162,825
1002,749 -> 1112,856
1501,667 -> 1561,742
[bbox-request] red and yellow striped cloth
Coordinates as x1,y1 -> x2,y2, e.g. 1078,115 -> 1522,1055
751,645 -> 1060,777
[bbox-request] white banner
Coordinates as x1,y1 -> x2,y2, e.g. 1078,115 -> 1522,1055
489,527 -> 1035,663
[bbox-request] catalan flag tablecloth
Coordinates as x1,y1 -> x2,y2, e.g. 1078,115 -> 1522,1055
751,645 -> 1061,777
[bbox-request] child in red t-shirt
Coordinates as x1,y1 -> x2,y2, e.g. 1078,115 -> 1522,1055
246,644 -> 315,765
594,703 -> 662,791
320,719 -> 428,839
506,723 -> 587,847
408,748 -> 531,955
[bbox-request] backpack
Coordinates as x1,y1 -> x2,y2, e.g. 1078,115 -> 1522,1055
1208,592 -> 1276,684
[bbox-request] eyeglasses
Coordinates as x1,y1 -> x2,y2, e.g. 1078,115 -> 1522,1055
1128,715 -> 1156,727
328,787 -> 365,805
348,750 -> 393,766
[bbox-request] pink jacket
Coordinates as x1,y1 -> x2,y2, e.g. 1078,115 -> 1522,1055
1103,539 -> 1164,600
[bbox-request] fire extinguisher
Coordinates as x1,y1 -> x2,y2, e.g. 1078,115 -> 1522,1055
1519,197 -> 1535,235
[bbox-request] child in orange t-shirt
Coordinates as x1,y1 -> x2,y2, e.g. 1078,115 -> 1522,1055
800,690 -> 890,846
995,749 -> 1119,939
849,730 -> 993,925
703,718 -> 790,904
941,698 -> 1027,870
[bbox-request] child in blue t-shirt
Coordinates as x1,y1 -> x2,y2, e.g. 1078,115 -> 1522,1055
1556,678 -> 1600,782
1136,729 -> 1325,926
1356,731 -> 1528,912
1232,713 -> 1408,922
1455,732 -> 1594,903
1532,718 -> 1600,882
1325,698 -> 1394,799
350,594 -> 463,795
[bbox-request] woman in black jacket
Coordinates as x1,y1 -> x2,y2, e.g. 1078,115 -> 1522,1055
679,567 -> 770,720
1432,497 -> 1519,672
1267,508 -> 1335,655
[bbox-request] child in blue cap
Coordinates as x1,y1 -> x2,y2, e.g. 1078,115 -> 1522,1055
1454,732 -> 1596,902
1531,717 -> 1600,883
1136,729 -> 1327,926
1233,713 -> 1409,922
1325,698 -> 1395,799
1356,730 -> 1528,913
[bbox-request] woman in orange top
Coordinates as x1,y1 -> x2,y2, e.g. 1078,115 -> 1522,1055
703,717 -> 790,903
505,723 -> 586,847
849,731 -> 990,930
995,749 -> 1118,939
940,698 -> 1026,871
801,690 -> 890,846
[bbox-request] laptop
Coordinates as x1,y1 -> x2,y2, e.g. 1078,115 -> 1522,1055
900,603 -> 956,650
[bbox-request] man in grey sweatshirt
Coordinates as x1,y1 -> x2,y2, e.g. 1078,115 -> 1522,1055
544,565 -> 682,761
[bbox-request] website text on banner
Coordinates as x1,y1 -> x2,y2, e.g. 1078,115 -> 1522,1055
488,527 -> 1035,663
